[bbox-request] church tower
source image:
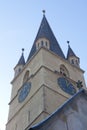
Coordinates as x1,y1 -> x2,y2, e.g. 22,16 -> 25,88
6,12 -> 86,130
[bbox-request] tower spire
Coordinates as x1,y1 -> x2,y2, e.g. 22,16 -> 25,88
22,48 -> 24,55
67,42 -> 76,59
17,48 -> 25,66
14,48 -> 25,77
27,14 -> 65,61
66,42 -> 80,67
42,10 -> 46,16
67,41 -> 70,48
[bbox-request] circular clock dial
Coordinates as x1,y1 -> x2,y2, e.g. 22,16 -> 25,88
18,82 -> 31,103
58,77 -> 76,95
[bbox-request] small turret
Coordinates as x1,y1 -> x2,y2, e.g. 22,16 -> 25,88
14,48 -> 25,77
67,41 -> 80,67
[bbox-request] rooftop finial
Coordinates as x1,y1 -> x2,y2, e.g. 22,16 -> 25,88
67,41 -> 70,48
42,10 -> 46,16
22,48 -> 24,55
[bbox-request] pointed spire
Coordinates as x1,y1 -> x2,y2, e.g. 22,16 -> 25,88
42,10 -> 46,16
27,13 -> 65,61
17,48 -> 25,66
67,41 -> 77,59
14,49 -> 25,77
66,41 -> 80,67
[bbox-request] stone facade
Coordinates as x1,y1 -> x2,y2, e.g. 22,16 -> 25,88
6,47 -> 86,130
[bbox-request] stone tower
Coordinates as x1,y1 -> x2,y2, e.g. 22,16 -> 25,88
6,13 -> 86,130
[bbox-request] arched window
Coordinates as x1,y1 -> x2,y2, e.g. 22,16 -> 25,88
18,68 -> 21,73
70,57 -> 80,67
23,71 -> 29,83
41,41 -> 44,46
71,59 -> 74,64
46,41 -> 48,46
60,65 -> 69,77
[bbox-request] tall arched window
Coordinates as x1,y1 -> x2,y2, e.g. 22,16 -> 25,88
23,71 -> 29,83
60,65 -> 69,77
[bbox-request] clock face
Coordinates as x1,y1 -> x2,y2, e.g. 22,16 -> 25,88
58,77 -> 76,95
18,82 -> 31,103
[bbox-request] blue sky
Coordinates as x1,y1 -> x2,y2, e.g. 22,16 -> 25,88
0,0 -> 87,130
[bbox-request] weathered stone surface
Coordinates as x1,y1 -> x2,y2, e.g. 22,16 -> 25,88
29,89 -> 87,130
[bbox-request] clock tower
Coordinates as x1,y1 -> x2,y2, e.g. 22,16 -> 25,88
6,13 -> 86,130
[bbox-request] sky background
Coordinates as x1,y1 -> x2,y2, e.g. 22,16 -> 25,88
0,0 -> 87,130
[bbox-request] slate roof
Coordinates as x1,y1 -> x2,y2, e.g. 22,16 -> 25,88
67,45 -> 77,59
29,88 -> 87,130
27,15 -> 65,61
16,52 -> 25,66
